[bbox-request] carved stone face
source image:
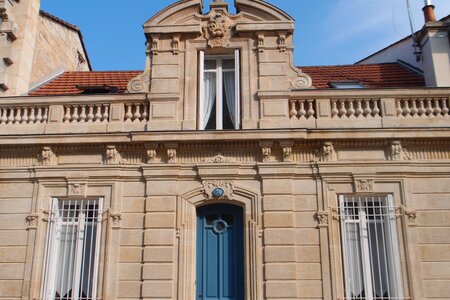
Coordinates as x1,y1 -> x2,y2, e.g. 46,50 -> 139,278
208,13 -> 229,38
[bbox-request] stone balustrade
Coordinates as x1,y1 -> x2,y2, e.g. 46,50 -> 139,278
0,105 -> 48,124
288,88 -> 450,129
0,88 -> 449,135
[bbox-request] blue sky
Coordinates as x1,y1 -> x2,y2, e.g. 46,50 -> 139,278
40,0 -> 450,71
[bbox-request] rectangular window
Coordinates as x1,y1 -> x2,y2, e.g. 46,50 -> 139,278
339,195 -> 403,300
42,199 -> 103,300
199,50 -> 240,130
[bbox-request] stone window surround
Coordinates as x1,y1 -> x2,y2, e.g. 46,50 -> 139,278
26,182 -> 118,299
324,178 -> 417,300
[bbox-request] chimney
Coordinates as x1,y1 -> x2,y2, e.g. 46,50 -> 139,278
417,1 -> 450,87
422,0 -> 436,23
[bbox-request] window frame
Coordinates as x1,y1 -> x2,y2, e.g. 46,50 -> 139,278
338,194 -> 404,300
41,198 -> 104,300
198,50 -> 240,130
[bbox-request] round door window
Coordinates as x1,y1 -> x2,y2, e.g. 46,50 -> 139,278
213,219 -> 227,233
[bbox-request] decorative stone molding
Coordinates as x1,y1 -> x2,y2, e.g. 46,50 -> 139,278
259,141 -> 273,162
127,70 -> 150,93
167,149 -> 177,163
387,141 -> 411,161
40,147 -> 56,166
404,209 -> 418,226
280,141 -> 294,162
205,11 -> 233,48
256,31 -> 265,52
150,34 -> 160,55
319,142 -> 337,162
26,213 -> 39,229
277,32 -> 287,52
354,179 -> 375,193
145,143 -> 158,164
204,154 -> 234,163
315,211 -> 329,227
67,182 -> 87,198
172,34 -> 181,55
105,146 -> 126,165
202,180 -> 234,200
110,211 -> 122,228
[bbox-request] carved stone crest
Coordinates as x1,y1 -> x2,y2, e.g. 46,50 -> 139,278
354,179 -> 374,193
68,182 -> 87,197
203,180 -> 234,200
205,12 -> 233,48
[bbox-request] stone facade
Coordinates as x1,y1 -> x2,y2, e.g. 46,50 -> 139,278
0,0 -> 450,300
0,0 -> 89,96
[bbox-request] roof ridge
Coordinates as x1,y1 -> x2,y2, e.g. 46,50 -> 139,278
63,70 -> 143,74
299,62 -> 399,69
39,10 -> 80,32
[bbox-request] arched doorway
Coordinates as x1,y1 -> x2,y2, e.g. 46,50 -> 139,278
196,204 -> 244,300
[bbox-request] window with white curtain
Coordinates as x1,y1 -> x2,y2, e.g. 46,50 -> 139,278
199,50 -> 240,130
42,199 -> 103,300
339,195 -> 403,300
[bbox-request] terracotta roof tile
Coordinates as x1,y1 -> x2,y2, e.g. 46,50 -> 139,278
299,63 -> 425,89
30,63 -> 425,96
30,71 -> 141,96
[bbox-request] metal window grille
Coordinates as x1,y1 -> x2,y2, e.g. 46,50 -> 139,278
339,195 -> 404,300
42,199 -> 103,300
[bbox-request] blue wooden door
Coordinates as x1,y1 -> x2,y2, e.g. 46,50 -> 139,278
196,204 -> 244,300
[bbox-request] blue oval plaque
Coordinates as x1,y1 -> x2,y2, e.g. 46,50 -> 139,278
212,187 -> 225,197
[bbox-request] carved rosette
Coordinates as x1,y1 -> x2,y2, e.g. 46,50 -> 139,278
387,141 -> 411,161
354,179 -> 375,193
204,154 -> 234,163
203,180 -> 234,200
205,12 -> 233,48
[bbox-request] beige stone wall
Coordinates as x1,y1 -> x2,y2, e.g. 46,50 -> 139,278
0,146 -> 449,299
30,14 -> 89,84
0,182 -> 33,299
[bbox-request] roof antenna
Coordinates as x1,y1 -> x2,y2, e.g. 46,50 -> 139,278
406,0 -> 422,62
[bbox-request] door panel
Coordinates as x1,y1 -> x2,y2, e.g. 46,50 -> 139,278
197,204 -> 244,300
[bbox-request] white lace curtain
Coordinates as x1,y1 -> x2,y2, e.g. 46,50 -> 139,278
223,71 -> 236,127
202,72 -> 216,128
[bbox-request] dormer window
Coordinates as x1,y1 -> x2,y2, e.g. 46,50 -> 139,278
199,50 -> 240,130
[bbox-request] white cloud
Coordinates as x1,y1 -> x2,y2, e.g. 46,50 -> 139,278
323,0 -> 450,46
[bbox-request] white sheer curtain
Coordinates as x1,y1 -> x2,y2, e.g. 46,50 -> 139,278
202,72 -> 216,129
340,196 -> 403,300
343,222 -> 365,298
223,71 -> 236,128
